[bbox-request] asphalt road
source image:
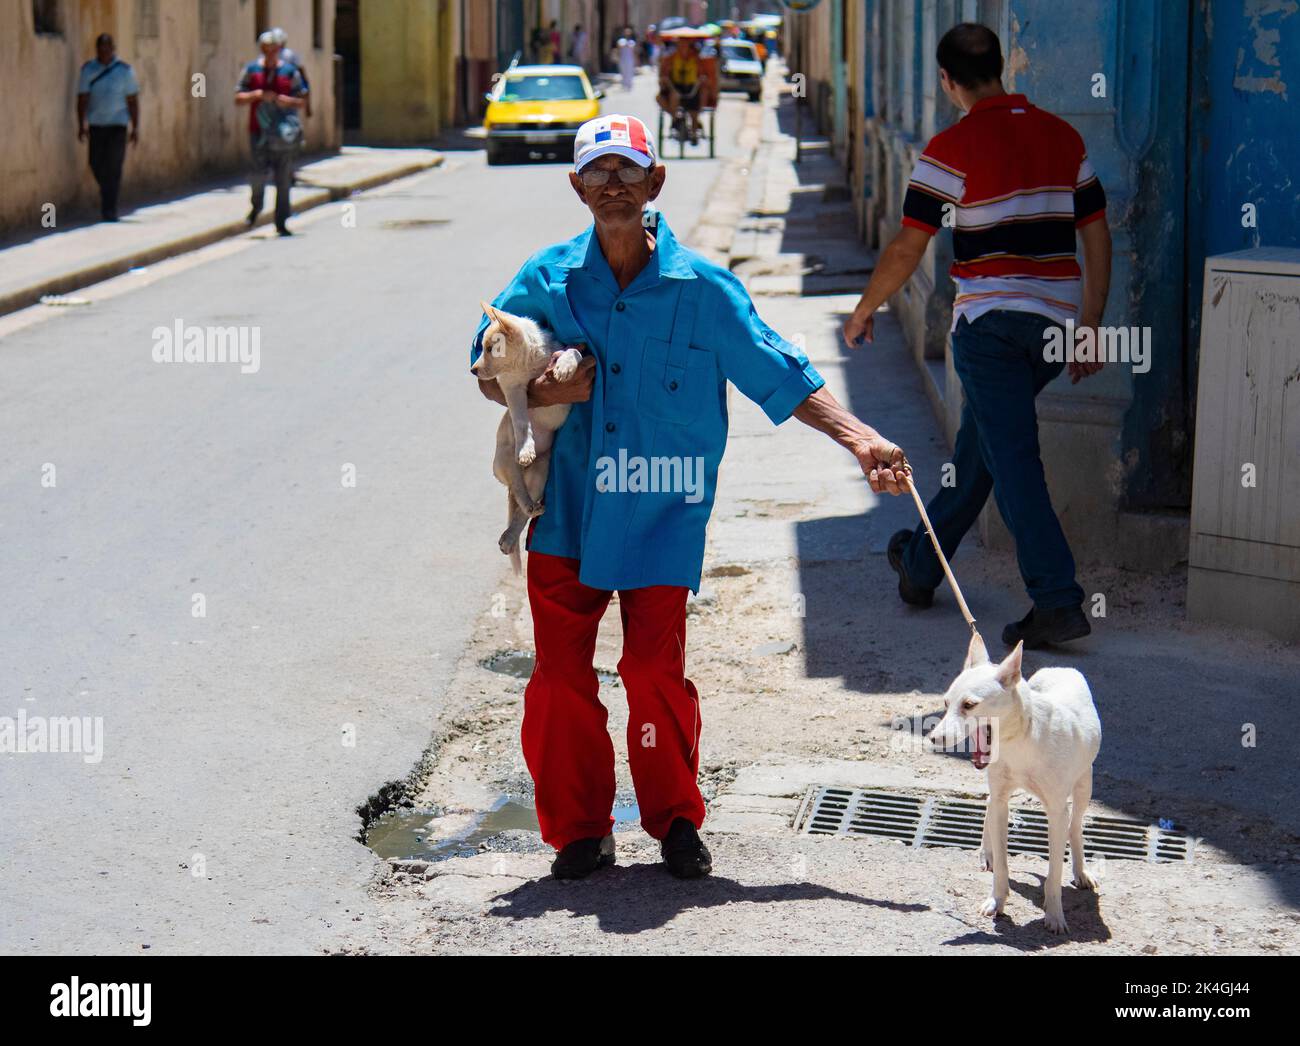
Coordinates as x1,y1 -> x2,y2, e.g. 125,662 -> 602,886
0,71 -> 745,954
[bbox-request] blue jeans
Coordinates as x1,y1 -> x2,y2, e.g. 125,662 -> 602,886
902,310 -> 1084,610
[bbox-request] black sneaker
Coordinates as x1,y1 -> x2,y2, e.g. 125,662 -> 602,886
550,834 -> 615,880
1001,605 -> 1091,649
246,207 -> 260,227
887,529 -> 934,608
661,817 -> 711,879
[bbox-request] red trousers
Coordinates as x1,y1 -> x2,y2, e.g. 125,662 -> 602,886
523,552 -> 706,850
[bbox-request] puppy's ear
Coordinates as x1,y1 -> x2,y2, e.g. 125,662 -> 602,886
995,640 -> 1023,687
482,301 -> 513,330
964,631 -> 989,669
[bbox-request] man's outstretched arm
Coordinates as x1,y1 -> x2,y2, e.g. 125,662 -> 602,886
792,386 -> 909,495
841,225 -> 932,347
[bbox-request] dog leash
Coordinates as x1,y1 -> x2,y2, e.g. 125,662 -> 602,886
899,468 -> 983,642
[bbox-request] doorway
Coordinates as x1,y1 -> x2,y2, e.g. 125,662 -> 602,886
336,0 -> 362,132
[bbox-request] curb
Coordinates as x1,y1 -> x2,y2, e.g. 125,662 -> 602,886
684,99 -> 766,267
0,154 -> 445,319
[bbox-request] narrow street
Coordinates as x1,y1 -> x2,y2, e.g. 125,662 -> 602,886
0,69 -> 746,955
4,60 -> 1299,960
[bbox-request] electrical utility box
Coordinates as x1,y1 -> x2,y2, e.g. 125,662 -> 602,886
1188,247 -> 1300,643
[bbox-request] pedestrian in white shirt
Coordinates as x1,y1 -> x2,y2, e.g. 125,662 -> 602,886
616,28 -> 638,91
76,33 -> 140,222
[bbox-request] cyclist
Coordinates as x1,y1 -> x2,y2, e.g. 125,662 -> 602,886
658,35 -> 703,144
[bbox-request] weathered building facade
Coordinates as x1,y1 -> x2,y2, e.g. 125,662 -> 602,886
336,0 -> 456,142
1,0 -> 339,235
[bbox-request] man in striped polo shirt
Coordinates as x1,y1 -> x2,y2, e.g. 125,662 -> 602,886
843,22 -> 1112,648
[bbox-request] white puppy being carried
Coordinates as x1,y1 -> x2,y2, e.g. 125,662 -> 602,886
470,302 -> 583,572
928,634 -> 1102,934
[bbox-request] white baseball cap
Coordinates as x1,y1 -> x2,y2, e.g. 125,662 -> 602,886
573,115 -> 657,173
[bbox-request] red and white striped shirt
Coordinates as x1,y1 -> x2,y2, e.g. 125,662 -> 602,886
902,93 -> 1106,328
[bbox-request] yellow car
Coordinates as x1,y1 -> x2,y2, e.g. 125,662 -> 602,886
484,65 -> 603,165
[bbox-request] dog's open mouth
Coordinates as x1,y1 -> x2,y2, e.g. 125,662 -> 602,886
971,724 -> 991,769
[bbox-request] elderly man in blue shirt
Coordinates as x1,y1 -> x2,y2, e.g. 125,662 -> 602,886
472,114 -> 908,880
76,33 -> 140,222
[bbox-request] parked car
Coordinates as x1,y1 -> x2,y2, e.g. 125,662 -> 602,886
718,39 -> 763,102
484,65 -> 603,165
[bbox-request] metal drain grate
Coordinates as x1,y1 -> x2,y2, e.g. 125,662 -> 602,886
797,786 -> 1195,863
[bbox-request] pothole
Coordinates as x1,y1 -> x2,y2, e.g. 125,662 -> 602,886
369,796 -> 641,862
480,648 -> 620,686
797,785 -> 1197,863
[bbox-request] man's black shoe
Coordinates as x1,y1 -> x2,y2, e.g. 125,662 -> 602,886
1001,605 -> 1091,649
276,225 -> 292,237
661,817 -> 711,879
551,833 -> 615,880
887,528 -> 934,608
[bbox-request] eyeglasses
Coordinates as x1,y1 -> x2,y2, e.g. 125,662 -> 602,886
578,164 -> 649,187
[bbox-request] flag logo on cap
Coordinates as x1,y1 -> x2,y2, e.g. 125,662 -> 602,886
575,114 -> 657,172
594,119 -> 648,152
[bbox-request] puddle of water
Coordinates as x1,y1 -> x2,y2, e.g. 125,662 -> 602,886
481,649 -> 619,686
368,796 -> 640,862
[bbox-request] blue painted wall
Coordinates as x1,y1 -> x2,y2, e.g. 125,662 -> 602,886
1182,0 -> 1300,473
1193,0 -> 1300,258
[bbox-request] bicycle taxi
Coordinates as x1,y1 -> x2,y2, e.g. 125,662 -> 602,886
655,25 -> 720,159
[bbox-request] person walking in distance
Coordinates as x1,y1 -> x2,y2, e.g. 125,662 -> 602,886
570,24 -> 590,67
843,23 -> 1112,649
616,27 -> 638,91
235,29 -> 308,236
76,34 -> 140,223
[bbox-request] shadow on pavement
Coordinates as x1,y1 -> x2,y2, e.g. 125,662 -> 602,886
943,875 -> 1111,950
487,862 -> 929,935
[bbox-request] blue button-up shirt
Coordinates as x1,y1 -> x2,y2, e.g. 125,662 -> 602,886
77,59 -> 140,127
471,213 -> 824,592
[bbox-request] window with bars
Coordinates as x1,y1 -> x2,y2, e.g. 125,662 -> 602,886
200,0 -> 221,45
32,0 -> 62,35
136,0 -> 160,39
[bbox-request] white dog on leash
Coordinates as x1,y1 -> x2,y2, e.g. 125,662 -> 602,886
928,634 -> 1102,934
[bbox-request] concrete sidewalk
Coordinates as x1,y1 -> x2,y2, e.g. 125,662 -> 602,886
0,147 -> 441,317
